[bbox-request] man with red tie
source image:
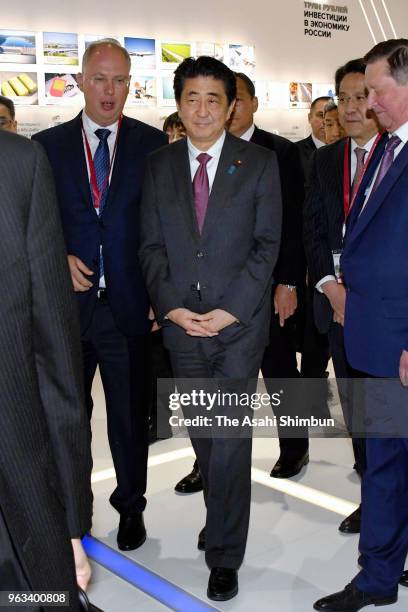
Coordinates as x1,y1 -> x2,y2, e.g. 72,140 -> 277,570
139,56 -> 282,601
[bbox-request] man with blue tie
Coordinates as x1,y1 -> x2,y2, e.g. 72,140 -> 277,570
33,39 -> 167,551
314,38 -> 408,612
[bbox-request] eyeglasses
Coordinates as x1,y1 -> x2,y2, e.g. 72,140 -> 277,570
87,76 -> 130,89
336,94 -> 367,106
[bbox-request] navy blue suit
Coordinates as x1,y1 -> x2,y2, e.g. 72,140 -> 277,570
342,135 -> 408,596
33,113 -> 167,516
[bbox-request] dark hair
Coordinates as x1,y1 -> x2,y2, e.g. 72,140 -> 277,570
163,111 -> 184,132
310,96 -> 331,111
173,56 -> 236,104
335,58 -> 366,96
364,38 -> 408,85
323,99 -> 338,116
234,72 -> 255,98
0,95 -> 15,120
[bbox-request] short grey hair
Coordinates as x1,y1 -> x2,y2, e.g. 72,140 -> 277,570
82,38 -> 131,72
364,39 -> 408,86
323,99 -> 337,116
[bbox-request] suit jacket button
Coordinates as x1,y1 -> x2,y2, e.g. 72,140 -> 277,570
196,251 -> 204,258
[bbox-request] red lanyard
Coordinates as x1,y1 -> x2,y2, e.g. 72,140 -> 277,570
343,133 -> 381,219
82,115 -> 122,209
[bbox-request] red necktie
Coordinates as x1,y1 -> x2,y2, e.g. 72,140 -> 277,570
193,153 -> 211,233
351,147 -> 367,198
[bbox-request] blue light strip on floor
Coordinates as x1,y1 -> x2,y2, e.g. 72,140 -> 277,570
83,535 -> 218,612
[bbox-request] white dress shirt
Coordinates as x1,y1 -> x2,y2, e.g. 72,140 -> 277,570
187,130 -> 226,192
311,134 -> 326,149
239,123 -> 256,142
81,111 -> 119,288
316,133 -> 379,292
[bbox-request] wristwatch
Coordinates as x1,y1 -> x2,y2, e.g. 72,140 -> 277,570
284,284 -> 296,291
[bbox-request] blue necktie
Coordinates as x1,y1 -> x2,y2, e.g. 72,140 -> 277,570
94,128 -> 111,213
93,128 -> 111,282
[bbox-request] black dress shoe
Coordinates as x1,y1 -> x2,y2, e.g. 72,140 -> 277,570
174,463 -> 203,493
207,567 -> 238,602
399,570 -> 408,587
117,513 -> 146,551
270,451 -> 309,479
339,505 -> 361,534
197,526 -> 206,551
313,583 -> 397,611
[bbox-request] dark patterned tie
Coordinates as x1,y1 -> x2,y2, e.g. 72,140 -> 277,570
371,134 -> 401,194
94,128 -> 111,281
351,147 -> 367,198
193,153 -> 212,233
94,128 -> 111,213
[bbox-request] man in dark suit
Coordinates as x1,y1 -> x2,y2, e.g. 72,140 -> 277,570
174,71 -> 306,494
297,96 -> 330,178
314,38 -> 408,612
0,130 -> 92,607
33,39 -> 167,551
139,56 -> 281,601
304,59 -> 381,535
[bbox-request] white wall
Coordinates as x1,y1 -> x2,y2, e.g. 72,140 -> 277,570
6,0 -> 408,139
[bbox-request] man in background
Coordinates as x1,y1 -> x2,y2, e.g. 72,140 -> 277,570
33,39 -> 167,552
0,130 -> 92,609
0,95 -> 17,132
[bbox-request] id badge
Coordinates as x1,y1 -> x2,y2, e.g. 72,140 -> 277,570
332,250 -> 343,283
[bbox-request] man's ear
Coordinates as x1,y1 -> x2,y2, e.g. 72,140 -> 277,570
253,96 -> 259,113
77,73 -> 84,92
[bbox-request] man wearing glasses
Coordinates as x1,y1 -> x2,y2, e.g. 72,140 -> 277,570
0,95 -> 17,132
33,39 -> 167,552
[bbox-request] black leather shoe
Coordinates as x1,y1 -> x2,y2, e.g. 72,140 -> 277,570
175,463 -> 203,493
117,513 -> 146,551
339,505 -> 361,534
270,451 -> 309,478
207,567 -> 238,602
399,570 -> 408,587
197,527 -> 206,551
313,583 -> 397,611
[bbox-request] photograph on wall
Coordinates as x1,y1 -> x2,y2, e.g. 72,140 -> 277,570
84,34 -> 121,49
44,72 -> 82,104
159,75 -> 176,106
256,81 -> 288,108
43,32 -> 79,65
161,41 -> 191,65
228,45 -> 255,77
127,75 -> 156,105
312,82 -> 335,100
289,81 -> 312,108
195,42 -> 224,62
124,38 -> 156,70
0,30 -> 36,64
0,71 -> 38,104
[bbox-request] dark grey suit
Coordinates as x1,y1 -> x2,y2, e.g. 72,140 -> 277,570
140,131 -> 281,568
0,131 -> 92,608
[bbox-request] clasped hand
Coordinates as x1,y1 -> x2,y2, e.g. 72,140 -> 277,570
167,308 -> 238,336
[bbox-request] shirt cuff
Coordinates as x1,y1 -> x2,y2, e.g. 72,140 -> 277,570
316,275 -> 337,294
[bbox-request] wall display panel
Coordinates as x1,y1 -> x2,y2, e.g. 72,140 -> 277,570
158,74 -> 177,107
194,42 -> 224,61
227,44 -> 255,77
124,37 -> 156,70
43,72 -> 83,104
289,81 -> 312,108
42,32 -> 79,66
84,34 -> 122,49
1,71 -> 38,104
0,30 -> 36,64
313,82 -> 336,99
127,75 -> 157,106
161,41 -> 192,65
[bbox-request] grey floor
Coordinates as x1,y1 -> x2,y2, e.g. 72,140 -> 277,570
86,372 -> 408,611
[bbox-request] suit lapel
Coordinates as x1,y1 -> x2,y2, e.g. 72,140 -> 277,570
103,116 -> 141,215
201,132 -> 246,238
347,138 -> 408,246
170,138 -> 200,239
63,113 -> 93,209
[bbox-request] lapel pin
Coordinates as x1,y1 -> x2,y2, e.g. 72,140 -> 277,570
227,159 -> 242,175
